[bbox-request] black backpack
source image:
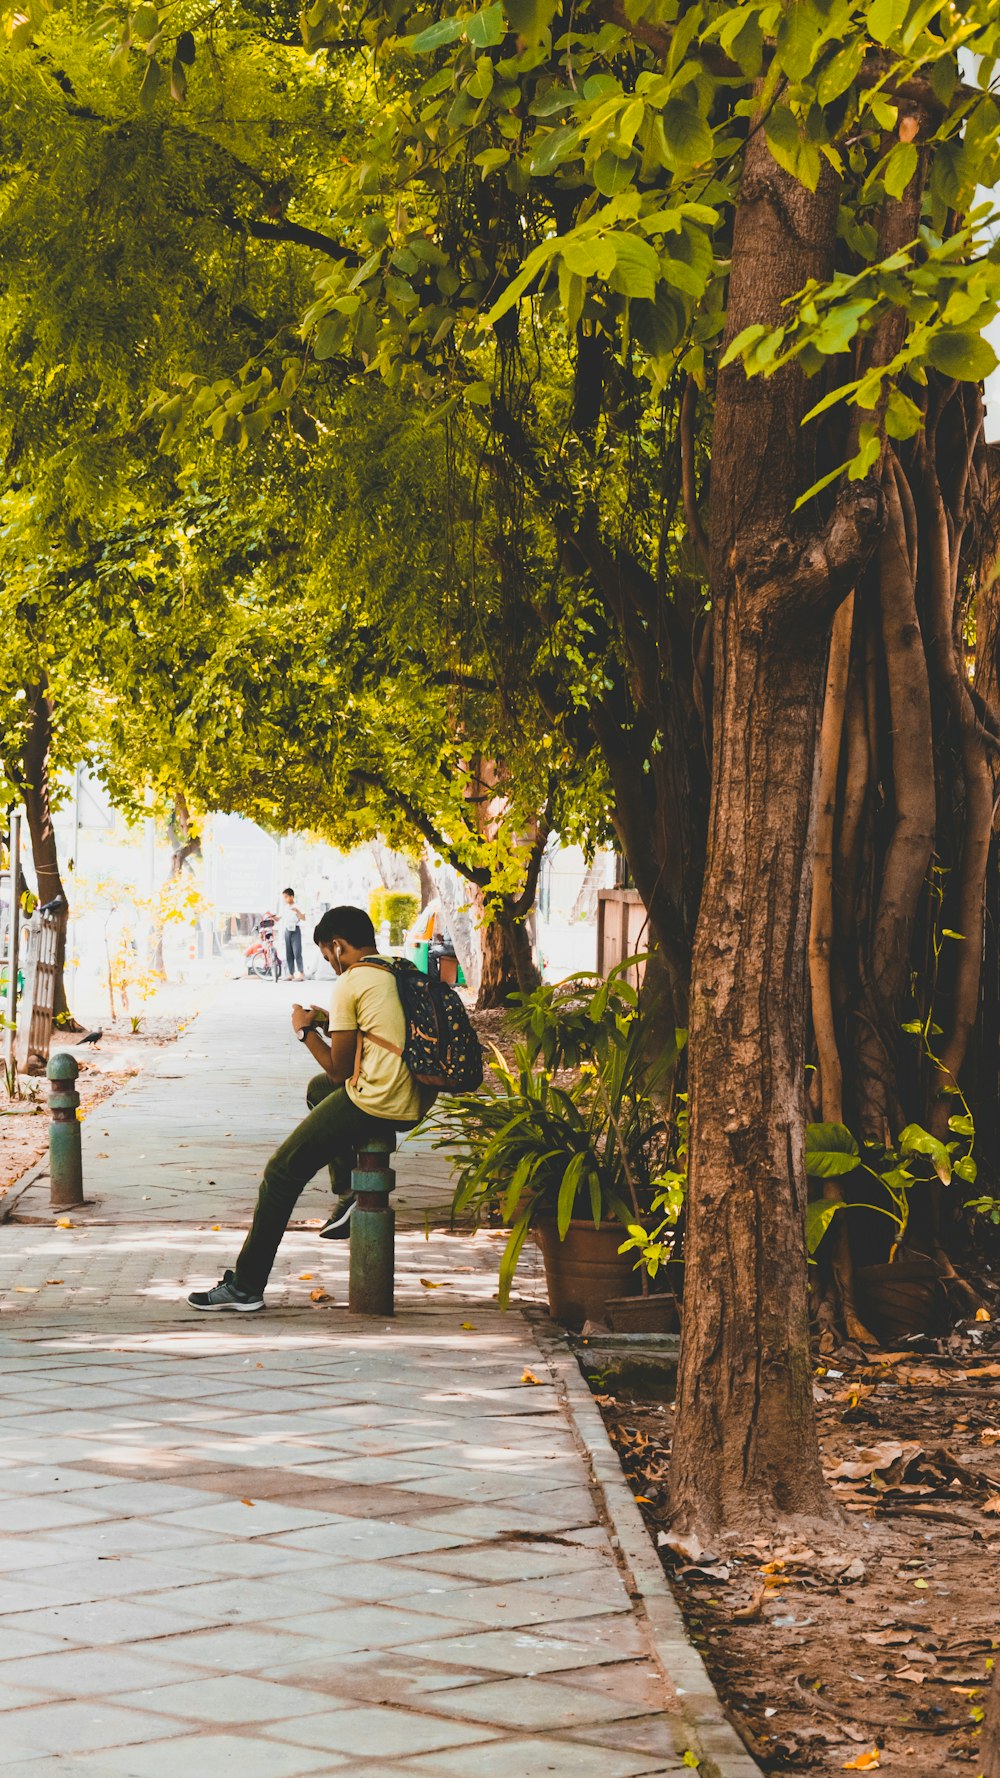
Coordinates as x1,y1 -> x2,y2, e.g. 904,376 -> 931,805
360,958 -> 484,1102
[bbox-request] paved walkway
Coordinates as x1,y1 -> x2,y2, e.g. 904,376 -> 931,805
0,981 -> 690,1777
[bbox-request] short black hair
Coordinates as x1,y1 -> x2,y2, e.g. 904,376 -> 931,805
314,905 -> 376,949
282,887 -> 295,898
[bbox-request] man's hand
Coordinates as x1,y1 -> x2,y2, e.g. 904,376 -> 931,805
291,1004 -> 312,1034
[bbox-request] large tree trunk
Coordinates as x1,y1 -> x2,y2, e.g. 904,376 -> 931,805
983,1668 -> 1000,1778
19,682 -> 80,1030
669,123 -> 879,1537
475,889 -> 541,1008
671,613 -> 834,1533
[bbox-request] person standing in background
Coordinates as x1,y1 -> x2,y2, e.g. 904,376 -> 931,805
279,888 -> 305,981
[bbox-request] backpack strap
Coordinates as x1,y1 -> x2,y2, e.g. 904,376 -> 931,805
345,957 -> 404,1085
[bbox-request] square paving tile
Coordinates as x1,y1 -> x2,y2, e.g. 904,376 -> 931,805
0,1648 -> 202,1696
388,1585 -> 625,1632
272,1704 -> 500,1758
73,1734 -> 344,1777
159,1500 -> 345,1539
274,1520 -> 470,1562
418,1674 -> 659,1731
0,1626 -> 73,1663
390,1736 -> 667,1776
566,1715 -> 687,1759
126,1625 -> 317,1673
277,1605 -> 477,1654
2,1701 -> 190,1754
112,1674 -> 339,1724
406,1627 -> 640,1677
0,1598 -> 201,1647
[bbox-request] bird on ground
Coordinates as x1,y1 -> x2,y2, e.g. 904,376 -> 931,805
76,1029 -> 103,1046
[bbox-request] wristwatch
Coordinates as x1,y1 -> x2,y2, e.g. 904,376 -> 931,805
297,1022 -> 315,1044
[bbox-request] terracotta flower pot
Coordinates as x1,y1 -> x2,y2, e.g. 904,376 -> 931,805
604,1292 -> 679,1335
854,1256 -> 942,1342
536,1218 -> 639,1331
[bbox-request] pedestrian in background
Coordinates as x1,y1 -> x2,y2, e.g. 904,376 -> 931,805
279,888 -> 305,981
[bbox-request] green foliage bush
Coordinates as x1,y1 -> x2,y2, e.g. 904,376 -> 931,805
369,889 -> 419,942
384,892 -> 419,943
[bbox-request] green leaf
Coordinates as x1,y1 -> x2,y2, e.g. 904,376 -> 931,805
557,1150 -> 588,1238
899,1122 -> 952,1185
926,330 -> 998,382
954,1154 -> 978,1184
804,1122 -> 860,1178
139,54 -> 163,110
947,1113 -> 974,1137
175,29 -> 196,63
765,105 -> 821,191
408,15 -> 467,51
561,234 -> 617,279
132,3 -> 159,40
465,2 -> 505,45
593,150 -> 638,197
720,323 -> 767,369
474,149 -> 510,181
883,140 -> 918,200
658,98 -> 713,172
529,125 -> 580,177
608,233 -> 659,301
806,1197 -> 844,1255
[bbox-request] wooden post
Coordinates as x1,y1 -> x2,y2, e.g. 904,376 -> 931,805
348,1135 -> 397,1316
48,1052 -> 84,1210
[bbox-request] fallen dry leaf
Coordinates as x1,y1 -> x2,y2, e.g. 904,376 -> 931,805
732,1583 -> 766,1622
827,1441 -> 915,1480
310,1288 -> 330,1303
843,1751 -> 880,1771
45,1280 -> 63,1285
894,1666 -> 926,1684
460,1321 -> 476,1330
862,1630 -> 913,1647
982,1495 -> 1000,1515
420,1278 -> 447,1289
210,1224 -> 221,1231
980,1430 -> 1000,1446
14,1287 -> 37,1293
239,1498 -> 254,1507
299,1273 -> 314,1281
55,1218 -> 73,1228
975,1308 -> 992,1322
521,1368 -> 543,1385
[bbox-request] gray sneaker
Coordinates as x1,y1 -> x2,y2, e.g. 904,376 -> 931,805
188,1271 -> 264,1312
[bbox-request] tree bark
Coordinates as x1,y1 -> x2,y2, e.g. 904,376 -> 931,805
982,1667 -> 1000,1778
669,124 -> 879,1537
18,682 -> 79,1030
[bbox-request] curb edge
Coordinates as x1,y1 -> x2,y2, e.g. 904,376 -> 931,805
530,1313 -> 763,1778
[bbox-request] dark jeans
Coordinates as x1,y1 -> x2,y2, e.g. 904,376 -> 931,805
284,927 -> 303,975
234,1073 -> 413,1296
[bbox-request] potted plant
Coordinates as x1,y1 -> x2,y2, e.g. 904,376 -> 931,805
804,1114 -> 975,1340
440,962 -> 685,1330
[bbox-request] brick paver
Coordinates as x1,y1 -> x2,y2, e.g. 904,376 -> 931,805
0,981 -> 688,1776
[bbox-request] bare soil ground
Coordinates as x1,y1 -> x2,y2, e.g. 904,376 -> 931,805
0,1017 -> 183,1199
595,1284 -> 1000,1775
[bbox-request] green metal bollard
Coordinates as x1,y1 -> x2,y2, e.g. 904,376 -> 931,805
348,1133 -> 397,1317
48,1052 -> 84,1211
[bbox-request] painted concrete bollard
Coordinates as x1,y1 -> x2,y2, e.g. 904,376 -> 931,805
47,1051 -> 84,1211
348,1134 -> 397,1317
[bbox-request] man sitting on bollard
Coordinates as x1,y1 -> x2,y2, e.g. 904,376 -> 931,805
188,906 -> 421,1312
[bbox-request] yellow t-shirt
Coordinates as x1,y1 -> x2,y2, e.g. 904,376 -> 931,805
329,961 -> 422,1123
